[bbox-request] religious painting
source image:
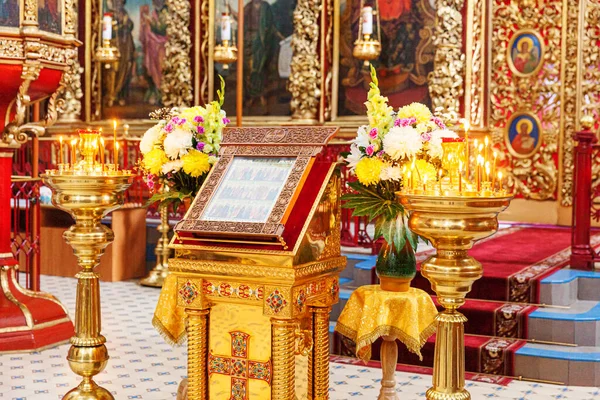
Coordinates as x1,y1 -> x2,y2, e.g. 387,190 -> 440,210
508,30 -> 544,77
38,0 -> 62,34
101,0 -> 168,119
214,0 -> 296,117
202,157 -> 296,223
506,112 -> 542,158
335,0 -> 435,117
0,0 -> 20,28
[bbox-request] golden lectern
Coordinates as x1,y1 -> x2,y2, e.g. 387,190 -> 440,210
155,127 -> 346,400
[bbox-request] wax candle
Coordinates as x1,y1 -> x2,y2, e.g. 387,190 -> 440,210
484,135 -> 490,165
423,175 -> 428,192
485,162 -> 490,184
492,151 -> 497,183
221,13 -> 232,41
70,139 -> 77,164
497,171 -> 503,191
476,155 -> 483,192
59,136 -> 64,164
438,169 -> 443,193
361,6 -> 373,35
99,137 -> 105,166
464,121 -> 470,180
113,120 -> 118,163
458,161 -> 463,192
102,13 -> 113,41
115,141 -> 120,169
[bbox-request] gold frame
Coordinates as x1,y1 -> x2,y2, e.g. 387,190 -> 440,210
506,29 -> 545,78
504,111 -> 543,159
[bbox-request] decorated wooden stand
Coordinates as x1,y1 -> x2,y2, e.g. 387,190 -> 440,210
156,127 -> 346,400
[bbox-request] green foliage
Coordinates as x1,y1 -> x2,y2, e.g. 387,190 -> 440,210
145,190 -> 191,213
217,75 -> 226,107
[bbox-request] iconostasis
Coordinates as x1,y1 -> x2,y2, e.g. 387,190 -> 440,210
36,0 -> 600,224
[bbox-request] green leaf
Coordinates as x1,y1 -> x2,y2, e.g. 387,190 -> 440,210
144,191 -> 189,208
217,75 -> 226,106
341,193 -> 388,219
406,228 -> 419,251
376,215 -> 406,253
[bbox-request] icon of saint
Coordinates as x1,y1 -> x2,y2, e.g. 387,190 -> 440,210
511,36 -> 540,74
510,119 -> 537,155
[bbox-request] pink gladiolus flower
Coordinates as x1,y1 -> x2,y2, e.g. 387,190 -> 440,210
394,117 -> 417,127
222,117 -> 231,124
164,123 -> 174,133
196,142 -> 205,151
197,126 -> 205,134
420,132 -> 432,142
369,128 -> 378,139
431,116 -> 446,129
194,115 -> 204,123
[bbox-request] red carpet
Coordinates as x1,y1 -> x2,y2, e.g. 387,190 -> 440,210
413,226 -> 582,303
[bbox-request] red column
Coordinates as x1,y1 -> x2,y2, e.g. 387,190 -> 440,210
571,126 -> 598,269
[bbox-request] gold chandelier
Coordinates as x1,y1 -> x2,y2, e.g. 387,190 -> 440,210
353,0 -> 382,66
95,12 -> 120,66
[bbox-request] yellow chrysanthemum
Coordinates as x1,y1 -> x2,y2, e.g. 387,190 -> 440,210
181,149 -> 211,178
355,157 -> 384,186
397,103 -> 432,124
143,148 -> 168,175
180,106 -> 207,123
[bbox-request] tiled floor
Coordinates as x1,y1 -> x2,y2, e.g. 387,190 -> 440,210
2,275 -> 600,399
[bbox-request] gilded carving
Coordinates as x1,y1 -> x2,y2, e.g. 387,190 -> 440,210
38,43 -> 70,64
64,0 -> 77,37
490,0 -> 562,200
288,0 -> 322,121
57,48 -> 83,122
0,39 -> 24,59
162,0 -> 193,108
23,0 -> 37,25
428,0 -> 465,124
199,0 -> 210,104
222,126 -> 338,144
468,0 -> 484,127
323,0 -> 334,121
562,0 -> 600,206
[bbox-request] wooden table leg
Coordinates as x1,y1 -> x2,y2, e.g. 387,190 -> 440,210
378,335 -> 399,400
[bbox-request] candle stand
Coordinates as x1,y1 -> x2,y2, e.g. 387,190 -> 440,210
398,194 -> 511,399
42,130 -> 132,400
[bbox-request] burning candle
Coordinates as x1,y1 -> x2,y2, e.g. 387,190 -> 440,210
70,139 -> 77,164
102,13 -> 113,41
476,155 -> 483,192
99,137 -> 105,166
423,175 -> 428,192
497,171 -> 503,191
484,135 -> 490,164
113,120 -> 118,163
464,121 -> 470,179
361,6 -> 373,36
492,151 -> 497,182
221,13 -> 232,41
485,162 -> 491,184
438,169 -> 443,192
59,136 -> 64,164
115,141 -> 120,169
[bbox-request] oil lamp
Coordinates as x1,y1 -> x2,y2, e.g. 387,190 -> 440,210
214,10 -> 238,68
352,1 -> 382,66
42,129 -> 133,400
95,13 -> 120,66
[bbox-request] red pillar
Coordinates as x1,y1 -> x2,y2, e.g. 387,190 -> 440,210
570,125 -> 598,269
0,148 -> 73,352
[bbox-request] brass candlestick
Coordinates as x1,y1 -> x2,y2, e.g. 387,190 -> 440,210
398,194 -> 511,400
140,202 -> 171,287
42,131 -> 132,400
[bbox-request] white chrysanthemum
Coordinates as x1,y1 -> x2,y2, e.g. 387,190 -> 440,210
428,129 -> 459,159
163,128 -> 193,160
354,126 -> 370,149
382,126 -> 422,160
345,144 -> 363,171
161,160 -> 183,174
380,165 -> 403,181
140,124 -> 162,155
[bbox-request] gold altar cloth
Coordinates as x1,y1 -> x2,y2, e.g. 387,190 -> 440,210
335,285 -> 437,361
153,274 -> 187,345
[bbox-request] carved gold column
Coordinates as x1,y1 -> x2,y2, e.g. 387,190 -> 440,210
428,0 -> 465,124
140,203 -> 171,287
288,0 -> 322,122
312,306 -> 330,400
57,0 -> 82,122
186,308 -> 209,400
163,0 -> 193,107
271,318 -> 297,400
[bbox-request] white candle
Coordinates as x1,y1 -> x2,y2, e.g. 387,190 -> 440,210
361,6 -> 373,36
221,14 -> 232,42
102,13 -> 113,41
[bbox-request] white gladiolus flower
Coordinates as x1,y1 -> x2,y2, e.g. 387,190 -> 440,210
163,128 -> 193,160
161,160 -> 184,174
345,144 -> 363,171
140,125 -> 162,155
380,165 -> 403,181
382,126 -> 422,160
354,125 -> 370,149
428,129 -> 459,159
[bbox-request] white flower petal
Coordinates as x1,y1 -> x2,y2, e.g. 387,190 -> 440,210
163,128 -> 193,160
382,126 -> 423,160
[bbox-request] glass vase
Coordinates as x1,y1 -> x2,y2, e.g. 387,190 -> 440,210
376,239 -> 417,292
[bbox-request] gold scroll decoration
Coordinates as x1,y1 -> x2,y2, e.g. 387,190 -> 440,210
561,0 -> 600,206
428,0 -> 465,124
162,0 -> 193,108
289,0 -> 322,121
198,0 -> 210,104
56,0 -> 82,122
467,0 -> 485,127
490,0 -> 562,200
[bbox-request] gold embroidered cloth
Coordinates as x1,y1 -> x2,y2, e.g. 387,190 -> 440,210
153,274 -> 187,345
335,285 -> 437,361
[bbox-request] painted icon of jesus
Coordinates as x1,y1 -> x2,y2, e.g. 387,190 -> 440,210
508,116 -> 540,157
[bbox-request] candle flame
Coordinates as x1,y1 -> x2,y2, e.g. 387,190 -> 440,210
493,150 -> 498,159
459,160 -> 463,171
484,136 -> 489,146
71,139 -> 77,145
498,171 -> 503,180
100,137 -> 105,146
115,141 -> 120,150
478,143 -> 484,152
59,136 -> 63,144
113,120 -> 117,130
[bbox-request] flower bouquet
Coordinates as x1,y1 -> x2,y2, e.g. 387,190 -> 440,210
139,77 -> 230,209
342,66 -> 457,291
